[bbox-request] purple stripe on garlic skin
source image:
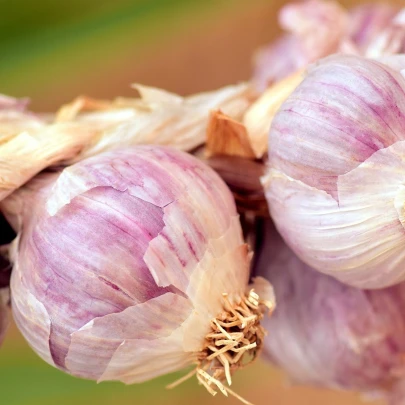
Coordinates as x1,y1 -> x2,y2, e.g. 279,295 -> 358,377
265,55 -> 405,289
256,221 -> 405,396
2,146 -> 253,383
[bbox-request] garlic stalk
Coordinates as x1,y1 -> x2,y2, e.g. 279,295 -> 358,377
0,83 -> 253,202
2,146 -> 274,398
255,220 -> 405,397
264,54 -> 405,289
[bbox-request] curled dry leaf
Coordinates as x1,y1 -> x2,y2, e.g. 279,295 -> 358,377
205,110 -> 255,159
0,83 -> 254,202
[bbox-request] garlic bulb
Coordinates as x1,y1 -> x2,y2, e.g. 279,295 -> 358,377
264,54 -> 405,289
253,0 -> 402,91
3,146 -> 273,396
255,220 -> 405,396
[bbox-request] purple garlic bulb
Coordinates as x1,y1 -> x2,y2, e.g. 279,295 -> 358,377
255,220 -> 405,396
264,54 -> 405,289
2,146 -> 273,394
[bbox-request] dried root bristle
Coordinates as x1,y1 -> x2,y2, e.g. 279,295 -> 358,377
168,289 -> 274,404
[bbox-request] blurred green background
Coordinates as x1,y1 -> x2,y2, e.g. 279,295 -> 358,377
0,0 -> 396,404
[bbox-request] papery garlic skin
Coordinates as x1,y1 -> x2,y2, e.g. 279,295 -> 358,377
0,84 -> 252,203
3,146 -> 257,383
0,95 -> 44,139
256,222 -> 405,394
265,54 -> 405,289
366,8 -> 405,58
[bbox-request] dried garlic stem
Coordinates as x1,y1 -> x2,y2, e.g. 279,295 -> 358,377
168,289 -> 273,404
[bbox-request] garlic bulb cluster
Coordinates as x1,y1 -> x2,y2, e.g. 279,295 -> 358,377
255,221 -> 405,396
264,54 -> 405,289
253,0 -> 402,91
2,146 -> 273,394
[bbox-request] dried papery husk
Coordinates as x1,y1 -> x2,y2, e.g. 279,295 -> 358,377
256,221 -> 405,397
3,146 -> 274,400
265,54 -> 405,289
63,83 -> 255,163
0,123 -> 99,201
0,95 -> 44,141
0,83 -> 254,203
205,111 -> 255,159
